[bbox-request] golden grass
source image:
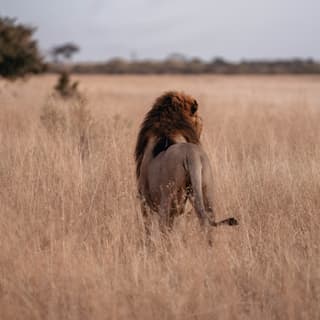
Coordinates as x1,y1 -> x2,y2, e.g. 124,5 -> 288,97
0,75 -> 320,319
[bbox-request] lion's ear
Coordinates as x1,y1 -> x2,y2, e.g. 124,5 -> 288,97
191,101 -> 198,114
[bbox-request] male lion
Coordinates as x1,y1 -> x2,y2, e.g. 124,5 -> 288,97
135,91 -> 238,231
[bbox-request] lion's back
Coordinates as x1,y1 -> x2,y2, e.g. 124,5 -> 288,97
147,143 -> 208,194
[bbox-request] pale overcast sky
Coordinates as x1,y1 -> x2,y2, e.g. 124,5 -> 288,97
1,0 -> 320,61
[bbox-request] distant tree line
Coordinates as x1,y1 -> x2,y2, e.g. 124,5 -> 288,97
61,57 -> 320,75
1,16 -> 320,78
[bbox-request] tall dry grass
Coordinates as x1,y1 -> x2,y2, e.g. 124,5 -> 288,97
0,75 -> 319,319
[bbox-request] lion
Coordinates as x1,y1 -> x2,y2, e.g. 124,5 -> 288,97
135,91 -> 238,231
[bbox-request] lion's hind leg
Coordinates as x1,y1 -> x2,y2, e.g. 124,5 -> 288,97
157,187 -> 183,234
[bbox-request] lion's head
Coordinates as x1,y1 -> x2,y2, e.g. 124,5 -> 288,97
135,91 -> 202,178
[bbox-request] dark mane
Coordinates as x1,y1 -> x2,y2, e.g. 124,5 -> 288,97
134,91 -> 200,178
152,136 -> 175,158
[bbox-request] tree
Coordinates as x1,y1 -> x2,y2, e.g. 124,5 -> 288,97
50,43 -> 80,63
0,16 -> 44,78
50,43 -> 81,98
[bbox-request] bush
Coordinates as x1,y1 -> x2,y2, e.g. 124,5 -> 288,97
54,71 -> 79,98
0,16 -> 45,78
40,96 -> 93,160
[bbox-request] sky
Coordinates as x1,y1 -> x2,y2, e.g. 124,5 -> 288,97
1,0 -> 320,62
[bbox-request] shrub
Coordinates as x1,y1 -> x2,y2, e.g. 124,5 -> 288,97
40,96 -> 93,160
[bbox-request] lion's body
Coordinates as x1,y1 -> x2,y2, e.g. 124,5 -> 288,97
135,91 -> 237,230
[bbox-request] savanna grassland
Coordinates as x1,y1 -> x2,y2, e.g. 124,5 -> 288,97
0,75 -> 319,319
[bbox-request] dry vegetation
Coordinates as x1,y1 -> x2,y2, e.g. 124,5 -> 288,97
0,75 -> 319,319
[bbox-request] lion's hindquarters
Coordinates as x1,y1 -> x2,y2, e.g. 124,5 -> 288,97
148,143 -> 214,227
145,143 -> 238,229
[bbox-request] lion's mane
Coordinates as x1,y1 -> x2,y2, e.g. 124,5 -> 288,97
134,91 -> 202,178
